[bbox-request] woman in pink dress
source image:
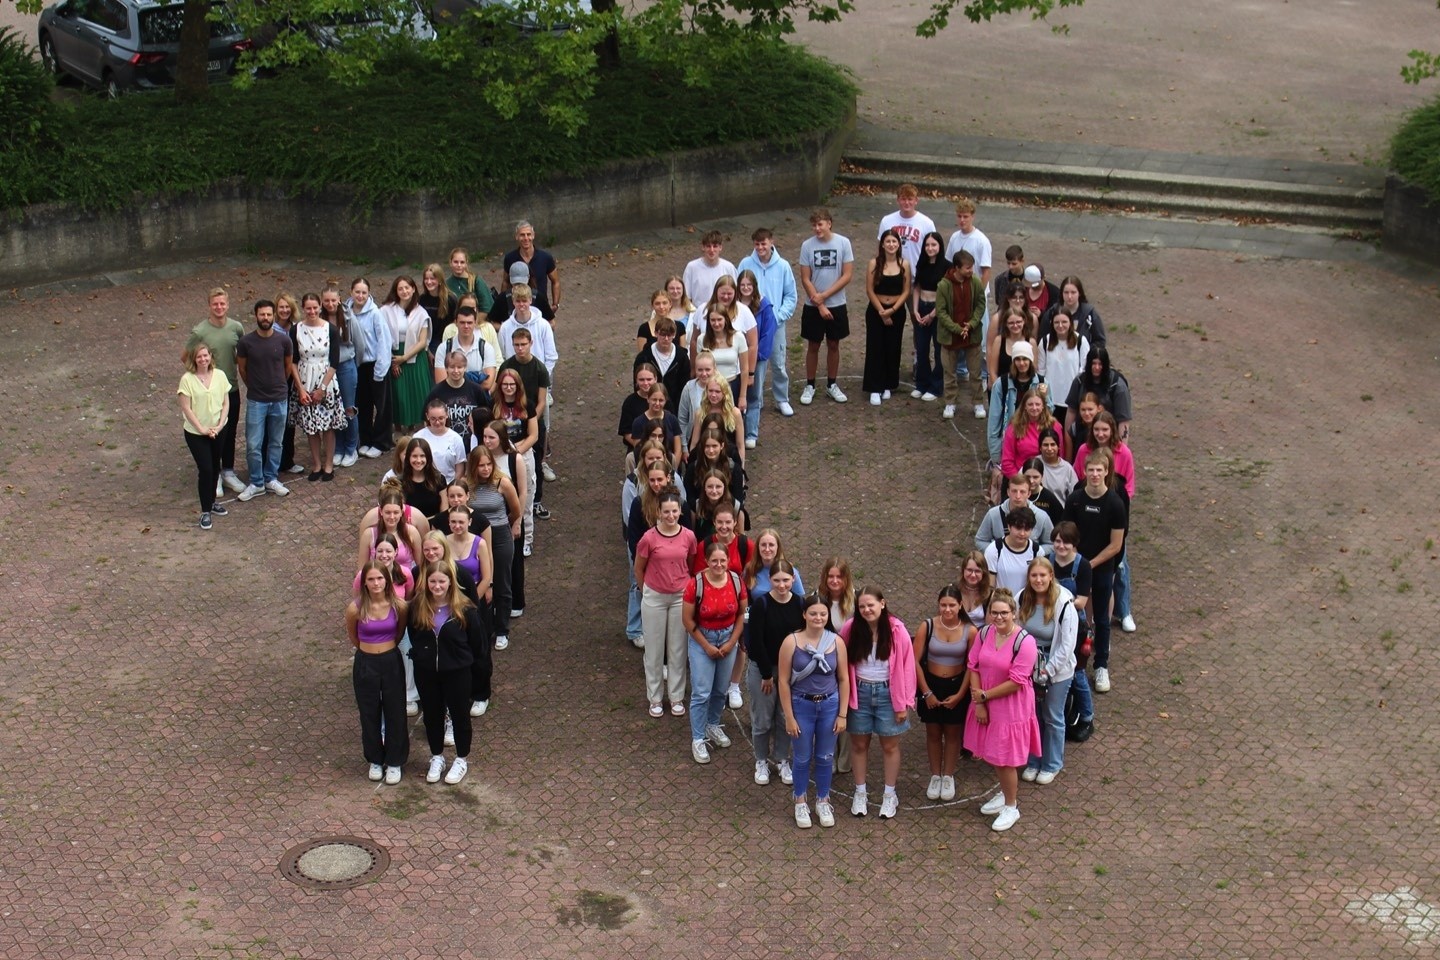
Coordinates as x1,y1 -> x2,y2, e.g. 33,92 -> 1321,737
963,589 -> 1042,832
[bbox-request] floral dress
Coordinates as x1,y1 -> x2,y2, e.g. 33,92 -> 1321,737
291,321 -> 347,435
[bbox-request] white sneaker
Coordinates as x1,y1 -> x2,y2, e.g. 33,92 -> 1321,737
1120,615 -> 1137,633
942,404 -> 956,420
522,543 -> 532,557
926,775 -> 943,800
754,760 -> 771,785
794,802 -> 812,829
869,393 -> 881,406
910,389 -> 923,399
800,384 -> 815,405
443,757 -> 468,784
237,483 -> 265,502
980,791 -> 1007,816
691,739 -> 711,764
406,701 -> 419,718
881,390 -> 891,400
878,792 -> 899,819
541,461 -> 558,483
443,716 -> 455,747
727,684 -> 743,709
815,800 -> 835,828
827,383 -> 848,403
974,404 -> 987,419
511,607 -> 524,618
1021,766 -> 1039,782
778,759 -> 794,785
368,763 -> 383,782
339,452 -> 359,467
426,755 -> 446,783
851,790 -> 868,817
265,479 -> 290,497
991,804 -> 1021,831
629,635 -> 645,649
744,437 -> 756,449
705,724 -> 731,748
286,463 -> 306,475
1095,667 -> 1111,693
777,401 -> 795,417
1035,770 -> 1058,785
920,392 -> 938,402
940,775 -> 956,800
221,470 -> 246,493
494,635 -> 509,650
332,453 -> 341,467
383,766 -> 402,785
470,699 -> 488,717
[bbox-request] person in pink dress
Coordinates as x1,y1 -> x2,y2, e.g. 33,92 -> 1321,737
963,589 -> 1042,832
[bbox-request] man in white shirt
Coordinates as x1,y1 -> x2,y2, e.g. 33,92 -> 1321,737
417,399 -> 469,482
682,229 -> 736,309
877,183 -> 936,276
433,306 -> 497,386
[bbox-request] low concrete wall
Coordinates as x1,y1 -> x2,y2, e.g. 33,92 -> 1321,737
0,109 -> 855,287
1382,173 -> 1440,266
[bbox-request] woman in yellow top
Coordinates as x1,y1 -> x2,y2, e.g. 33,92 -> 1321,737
176,344 -> 232,530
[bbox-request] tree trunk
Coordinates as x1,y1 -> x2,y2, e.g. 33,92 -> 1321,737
175,0 -> 211,102
591,0 -> 620,70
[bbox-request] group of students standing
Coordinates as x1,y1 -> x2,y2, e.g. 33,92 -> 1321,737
618,192 -> 1138,831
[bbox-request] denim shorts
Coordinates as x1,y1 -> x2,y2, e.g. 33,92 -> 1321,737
848,679 -> 910,737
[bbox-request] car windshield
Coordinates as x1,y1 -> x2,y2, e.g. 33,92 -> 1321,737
138,4 -> 234,43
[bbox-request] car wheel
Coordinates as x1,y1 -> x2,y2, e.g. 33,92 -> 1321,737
39,35 -> 62,78
103,72 -> 122,100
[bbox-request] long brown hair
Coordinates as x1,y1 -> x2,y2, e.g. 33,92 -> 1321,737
845,587 -> 893,663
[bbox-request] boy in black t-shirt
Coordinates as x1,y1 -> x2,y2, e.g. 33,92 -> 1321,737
1063,453 -> 1127,694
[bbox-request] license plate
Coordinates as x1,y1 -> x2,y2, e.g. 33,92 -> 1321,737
207,59 -> 224,72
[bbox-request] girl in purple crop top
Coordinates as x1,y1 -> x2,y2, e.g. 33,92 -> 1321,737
345,561 -> 410,784
777,593 -> 851,830
914,584 -> 976,802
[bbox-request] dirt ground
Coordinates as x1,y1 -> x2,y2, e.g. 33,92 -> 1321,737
2,200 -> 1439,957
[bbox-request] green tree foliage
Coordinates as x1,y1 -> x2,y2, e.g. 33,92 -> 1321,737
0,26 -> 55,140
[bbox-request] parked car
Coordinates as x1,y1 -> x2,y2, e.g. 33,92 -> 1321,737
300,2 -> 437,50
431,0 -> 592,37
38,0 -> 251,98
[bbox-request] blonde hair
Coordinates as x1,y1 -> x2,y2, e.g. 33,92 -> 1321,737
1018,557 -> 1060,624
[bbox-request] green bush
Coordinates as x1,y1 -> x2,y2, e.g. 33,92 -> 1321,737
1392,94 -> 1440,203
0,27 -> 57,143
0,33 -> 854,212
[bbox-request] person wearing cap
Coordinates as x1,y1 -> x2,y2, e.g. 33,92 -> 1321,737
1019,264 -> 1061,335
501,221 -> 560,321
985,340 -> 1050,501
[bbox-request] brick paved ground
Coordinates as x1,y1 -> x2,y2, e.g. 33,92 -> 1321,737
2,200 -> 1438,959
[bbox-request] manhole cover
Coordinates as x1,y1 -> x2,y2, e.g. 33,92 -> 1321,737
279,836 -> 389,891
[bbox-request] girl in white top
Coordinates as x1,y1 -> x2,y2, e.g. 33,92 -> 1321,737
380,276 -> 432,432
688,275 -> 756,361
1037,311 -> 1089,427
701,305 -> 750,408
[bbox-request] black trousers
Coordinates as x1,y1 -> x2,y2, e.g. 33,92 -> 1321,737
183,430 -> 221,512
470,618 -> 494,703
356,363 -> 393,452
219,387 -> 241,471
510,539 -> 526,614
414,660 -> 472,757
353,648 -> 409,767
534,419 -> 548,503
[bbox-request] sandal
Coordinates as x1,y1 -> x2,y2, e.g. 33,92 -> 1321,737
670,702 -> 685,716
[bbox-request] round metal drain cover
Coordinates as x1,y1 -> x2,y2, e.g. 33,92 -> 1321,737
280,836 -> 389,891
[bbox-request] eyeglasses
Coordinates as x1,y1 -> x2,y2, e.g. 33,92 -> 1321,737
992,610 -> 1013,618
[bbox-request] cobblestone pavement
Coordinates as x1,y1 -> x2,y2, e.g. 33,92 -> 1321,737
2,197 -> 1438,959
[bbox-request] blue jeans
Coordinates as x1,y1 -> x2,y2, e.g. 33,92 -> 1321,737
1091,563 -> 1115,669
336,358 -> 358,456
625,547 -> 642,640
1112,556 -> 1132,620
744,358 -> 767,441
770,322 -> 790,404
688,627 -> 738,742
790,691 -> 838,800
911,313 -> 943,396
1028,675 -> 1073,773
245,398 -> 288,485
1071,665 -> 1094,722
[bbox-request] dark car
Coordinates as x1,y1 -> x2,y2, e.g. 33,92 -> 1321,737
38,0 -> 251,98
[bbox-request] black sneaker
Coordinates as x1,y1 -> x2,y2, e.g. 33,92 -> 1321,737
199,512 -> 213,530
210,503 -> 229,517
533,502 -> 551,520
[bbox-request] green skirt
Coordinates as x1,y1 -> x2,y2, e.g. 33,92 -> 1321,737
392,347 -> 432,428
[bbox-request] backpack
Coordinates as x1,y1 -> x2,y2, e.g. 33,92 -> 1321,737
694,570 -> 743,611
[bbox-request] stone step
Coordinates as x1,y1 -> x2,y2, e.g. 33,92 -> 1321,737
838,150 -> 1383,231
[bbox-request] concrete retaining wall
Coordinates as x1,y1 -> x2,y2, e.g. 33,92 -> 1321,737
0,109 -> 854,286
1382,173 -> 1440,266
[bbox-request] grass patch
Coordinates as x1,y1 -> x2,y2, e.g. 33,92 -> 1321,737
2,34 -> 852,212
1392,93 -> 1440,203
